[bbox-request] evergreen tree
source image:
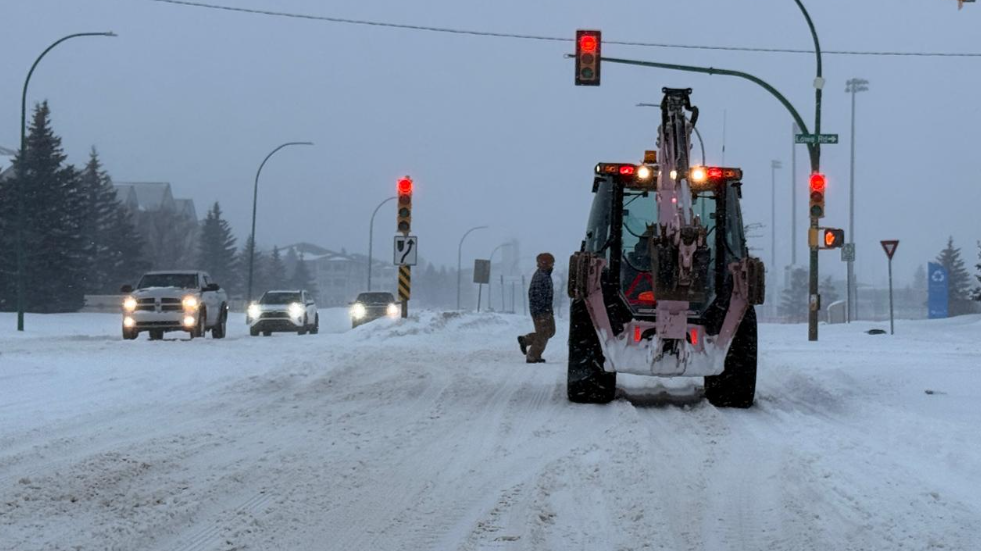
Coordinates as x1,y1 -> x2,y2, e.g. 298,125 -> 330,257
0,102 -> 86,312
935,237 -> 974,315
819,276 -> 840,305
288,253 -> 318,298
240,236 -> 272,299
268,246 -> 286,290
973,241 -> 981,302
197,202 -> 238,291
78,148 -> 148,293
779,267 -> 808,323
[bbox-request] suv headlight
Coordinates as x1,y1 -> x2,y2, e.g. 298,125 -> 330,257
182,295 -> 199,310
351,303 -> 367,320
247,303 -> 261,320
387,303 -> 399,317
289,302 -> 304,318
123,296 -> 137,312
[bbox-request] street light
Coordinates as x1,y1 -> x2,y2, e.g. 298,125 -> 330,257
367,196 -> 396,291
845,78 -> 869,323
487,242 -> 513,311
457,225 -> 488,310
16,31 -> 117,332
246,141 -> 313,305
637,102 -> 705,165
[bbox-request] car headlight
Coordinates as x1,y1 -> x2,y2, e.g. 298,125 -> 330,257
289,302 -> 304,318
387,303 -> 399,317
123,296 -> 137,312
351,303 -> 367,320
182,295 -> 199,310
247,303 -> 261,319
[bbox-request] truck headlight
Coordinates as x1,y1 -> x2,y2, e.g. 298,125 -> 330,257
247,303 -> 261,320
123,296 -> 137,312
350,303 -> 367,320
182,295 -> 199,310
387,303 -> 399,318
123,316 -> 136,328
183,315 -> 197,327
289,302 -> 304,318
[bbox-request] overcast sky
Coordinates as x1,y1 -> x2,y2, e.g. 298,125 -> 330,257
2,0 -> 979,286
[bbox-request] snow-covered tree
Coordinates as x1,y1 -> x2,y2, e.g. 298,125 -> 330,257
197,202 -> 238,292
0,102 -> 87,312
268,246 -> 286,290
935,237 -> 974,316
778,267 -> 808,323
288,253 -> 317,298
974,241 -> 981,302
78,148 -> 147,293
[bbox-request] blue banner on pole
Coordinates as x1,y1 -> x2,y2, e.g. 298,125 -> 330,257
927,262 -> 949,319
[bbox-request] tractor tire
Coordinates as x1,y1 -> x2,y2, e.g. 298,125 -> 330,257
567,299 -> 616,404
704,307 -> 758,408
211,307 -> 227,339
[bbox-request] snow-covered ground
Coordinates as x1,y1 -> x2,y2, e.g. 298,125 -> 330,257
1,310 -> 979,550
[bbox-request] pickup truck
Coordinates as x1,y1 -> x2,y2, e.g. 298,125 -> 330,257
120,270 -> 229,340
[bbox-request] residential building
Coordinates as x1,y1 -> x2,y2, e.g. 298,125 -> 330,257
283,242 -> 397,306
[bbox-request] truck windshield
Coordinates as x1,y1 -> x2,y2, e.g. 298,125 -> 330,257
261,292 -> 301,304
137,273 -> 199,289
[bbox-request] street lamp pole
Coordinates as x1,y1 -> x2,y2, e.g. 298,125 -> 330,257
487,242 -> 512,311
247,141 -> 313,305
771,160 -> 783,292
845,78 -> 869,323
367,196 -> 396,291
457,225 -> 488,310
16,31 -> 116,332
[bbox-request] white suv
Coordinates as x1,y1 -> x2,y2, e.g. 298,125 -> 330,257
247,290 -> 319,336
121,271 -> 229,340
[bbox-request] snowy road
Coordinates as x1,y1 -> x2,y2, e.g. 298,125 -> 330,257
2,310 -> 979,550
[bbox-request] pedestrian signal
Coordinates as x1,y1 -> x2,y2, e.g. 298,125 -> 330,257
575,30 -> 601,86
810,227 -> 844,249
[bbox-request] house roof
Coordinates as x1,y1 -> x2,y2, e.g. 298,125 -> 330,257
0,146 -> 15,181
174,198 -> 197,220
114,182 -> 174,212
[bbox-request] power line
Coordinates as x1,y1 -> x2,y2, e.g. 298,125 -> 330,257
148,0 -> 981,58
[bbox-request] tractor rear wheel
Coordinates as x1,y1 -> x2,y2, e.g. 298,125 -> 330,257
567,299 -> 616,404
704,307 -> 758,408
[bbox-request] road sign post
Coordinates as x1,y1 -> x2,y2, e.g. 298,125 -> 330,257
473,259 -> 491,312
880,240 -> 899,334
396,176 -> 413,317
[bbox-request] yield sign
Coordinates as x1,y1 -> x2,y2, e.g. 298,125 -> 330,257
880,240 -> 899,259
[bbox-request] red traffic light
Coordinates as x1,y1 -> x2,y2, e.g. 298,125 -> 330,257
397,177 -> 413,195
579,35 -> 598,53
809,172 -> 826,193
575,30 -> 601,86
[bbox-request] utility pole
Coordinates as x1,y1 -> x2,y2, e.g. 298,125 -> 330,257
845,78 -> 869,323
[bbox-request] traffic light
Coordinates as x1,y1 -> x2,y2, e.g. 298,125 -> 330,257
808,172 -> 826,219
575,30 -> 601,86
397,176 -> 413,234
809,227 -> 845,249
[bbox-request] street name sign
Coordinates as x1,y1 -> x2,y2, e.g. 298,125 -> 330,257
795,133 -> 839,145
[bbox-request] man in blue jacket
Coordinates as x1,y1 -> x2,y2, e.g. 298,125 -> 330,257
518,253 -> 555,363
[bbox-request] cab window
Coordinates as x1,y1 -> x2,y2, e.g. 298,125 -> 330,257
584,179 -> 613,256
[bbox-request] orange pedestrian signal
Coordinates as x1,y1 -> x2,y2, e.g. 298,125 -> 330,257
397,176 -> 413,234
575,30 -> 601,86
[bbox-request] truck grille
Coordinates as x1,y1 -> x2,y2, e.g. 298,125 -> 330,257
134,297 -> 186,312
